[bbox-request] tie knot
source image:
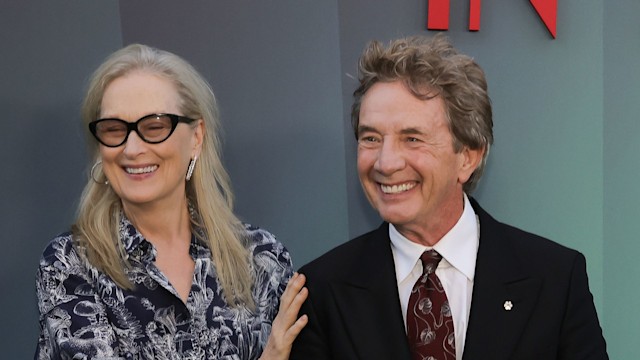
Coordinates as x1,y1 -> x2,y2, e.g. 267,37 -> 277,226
420,250 -> 442,275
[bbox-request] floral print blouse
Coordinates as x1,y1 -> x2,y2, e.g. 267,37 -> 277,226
35,216 -> 293,360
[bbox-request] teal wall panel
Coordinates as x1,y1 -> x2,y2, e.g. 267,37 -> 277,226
473,0 -> 605,316
603,1 -> 640,358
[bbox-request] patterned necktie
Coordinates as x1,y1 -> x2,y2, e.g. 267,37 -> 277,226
406,250 -> 456,360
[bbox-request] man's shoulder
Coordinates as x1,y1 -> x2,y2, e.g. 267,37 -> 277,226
497,220 -> 582,263
299,225 -> 386,278
474,199 -> 582,262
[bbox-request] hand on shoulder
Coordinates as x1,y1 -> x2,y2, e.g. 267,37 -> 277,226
260,272 -> 309,360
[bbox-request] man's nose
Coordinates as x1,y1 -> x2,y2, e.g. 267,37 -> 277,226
374,140 -> 405,175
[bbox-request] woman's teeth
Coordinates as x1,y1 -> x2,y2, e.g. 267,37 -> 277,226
125,165 -> 158,174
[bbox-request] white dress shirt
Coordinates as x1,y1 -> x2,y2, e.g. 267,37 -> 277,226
389,194 -> 479,360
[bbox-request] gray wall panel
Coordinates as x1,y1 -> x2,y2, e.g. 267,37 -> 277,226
0,1 -> 123,356
119,1 -> 348,267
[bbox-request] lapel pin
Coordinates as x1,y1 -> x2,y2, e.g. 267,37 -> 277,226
503,300 -> 513,311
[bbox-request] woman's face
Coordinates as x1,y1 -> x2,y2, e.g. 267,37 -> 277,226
98,71 -> 203,212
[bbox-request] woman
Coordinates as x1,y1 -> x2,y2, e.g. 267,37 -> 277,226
35,44 -> 307,359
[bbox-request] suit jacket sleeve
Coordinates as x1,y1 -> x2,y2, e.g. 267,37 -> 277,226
289,224 -> 410,360
558,252 -> 608,359
289,266 -> 332,359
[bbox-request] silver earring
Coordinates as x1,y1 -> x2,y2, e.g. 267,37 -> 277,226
186,156 -> 197,181
90,160 -> 109,185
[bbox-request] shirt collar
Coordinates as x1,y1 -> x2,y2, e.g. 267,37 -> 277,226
389,193 -> 479,282
118,211 -> 211,262
119,214 -> 149,257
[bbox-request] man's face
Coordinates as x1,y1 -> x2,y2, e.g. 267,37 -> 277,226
356,81 -> 479,244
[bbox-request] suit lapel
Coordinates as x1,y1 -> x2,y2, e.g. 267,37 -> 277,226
463,200 -> 542,360
331,224 -> 412,359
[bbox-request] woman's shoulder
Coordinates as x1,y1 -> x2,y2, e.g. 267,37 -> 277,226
38,232 -> 95,281
242,223 -> 280,248
242,224 -> 291,267
242,224 -> 293,301
40,231 -> 80,264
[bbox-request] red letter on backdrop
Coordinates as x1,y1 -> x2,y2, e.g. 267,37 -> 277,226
428,0 -> 555,38
427,0 -> 449,30
469,0 -> 481,31
428,0 -> 481,31
530,0 -> 557,38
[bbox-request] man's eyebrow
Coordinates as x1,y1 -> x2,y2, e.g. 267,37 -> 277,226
399,127 -> 426,135
357,126 -> 428,136
357,125 -> 378,136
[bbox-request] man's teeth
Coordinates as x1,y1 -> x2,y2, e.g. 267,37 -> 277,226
126,165 -> 158,174
381,183 -> 416,194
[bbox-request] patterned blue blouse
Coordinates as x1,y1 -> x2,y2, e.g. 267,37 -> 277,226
35,215 -> 293,360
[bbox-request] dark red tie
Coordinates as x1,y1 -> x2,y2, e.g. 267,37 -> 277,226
406,250 -> 456,360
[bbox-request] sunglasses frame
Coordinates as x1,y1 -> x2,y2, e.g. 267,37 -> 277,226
88,113 -> 196,147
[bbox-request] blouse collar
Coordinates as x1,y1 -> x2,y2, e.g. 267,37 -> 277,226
118,210 -> 211,263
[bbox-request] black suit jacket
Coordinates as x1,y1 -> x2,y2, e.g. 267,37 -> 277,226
290,199 -> 608,359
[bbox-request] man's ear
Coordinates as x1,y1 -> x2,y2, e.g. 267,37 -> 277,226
458,146 -> 484,184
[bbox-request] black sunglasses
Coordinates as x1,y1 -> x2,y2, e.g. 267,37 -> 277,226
89,113 -> 196,147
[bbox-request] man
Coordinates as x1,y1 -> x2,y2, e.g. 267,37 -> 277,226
290,35 -> 608,360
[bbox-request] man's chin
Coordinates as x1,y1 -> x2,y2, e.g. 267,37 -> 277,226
378,212 -> 414,227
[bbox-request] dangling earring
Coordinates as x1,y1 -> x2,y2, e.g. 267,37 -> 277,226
91,160 -> 109,185
186,156 -> 198,181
